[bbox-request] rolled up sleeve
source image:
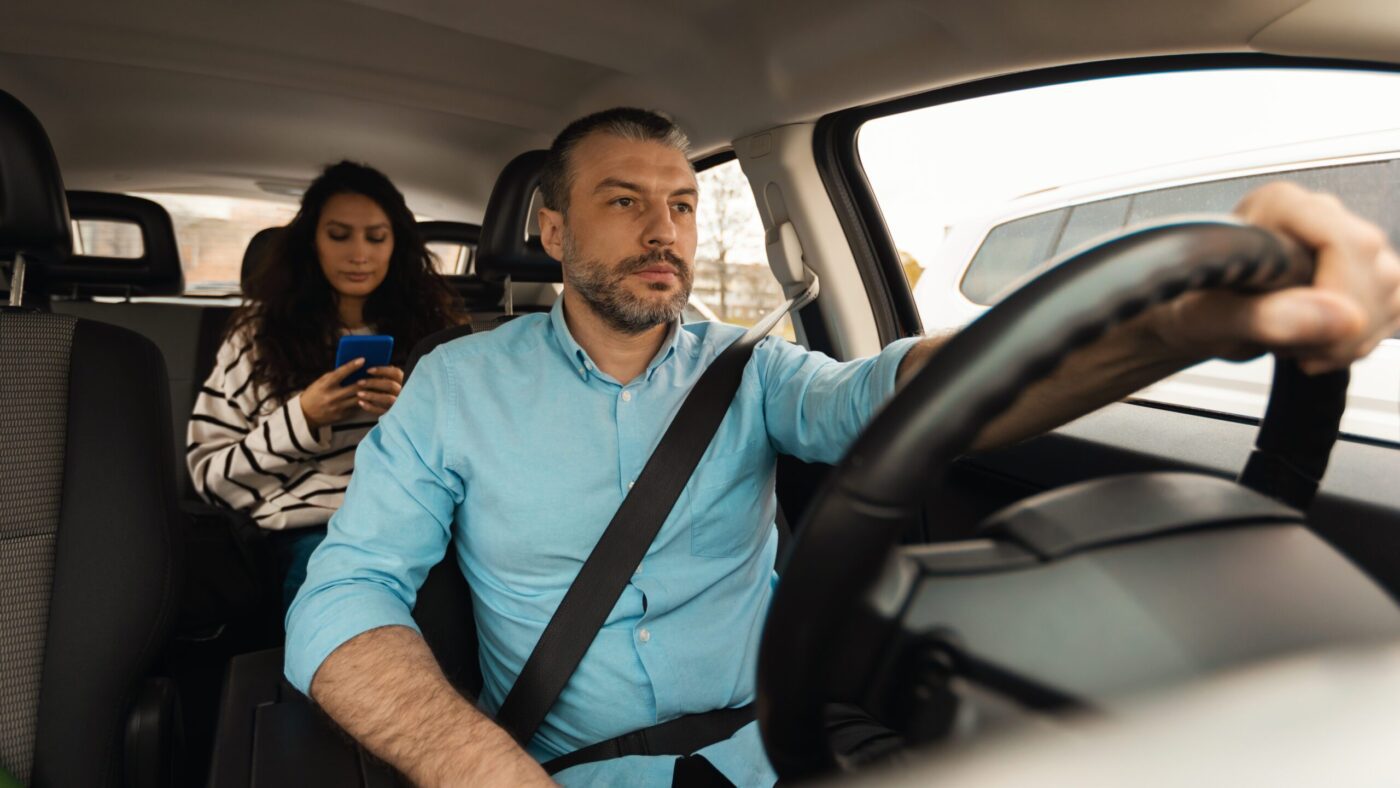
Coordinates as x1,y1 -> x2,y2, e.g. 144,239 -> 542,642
284,351 -> 465,694
757,336 -> 921,465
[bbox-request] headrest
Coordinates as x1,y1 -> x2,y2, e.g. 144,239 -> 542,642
241,223 -> 483,279
475,150 -> 559,283
417,220 -> 502,308
0,90 -> 71,264
418,220 -> 480,250
52,191 -> 184,296
240,226 -> 284,290
238,222 -> 502,307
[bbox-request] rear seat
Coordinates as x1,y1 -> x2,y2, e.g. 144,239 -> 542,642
53,203 -> 531,497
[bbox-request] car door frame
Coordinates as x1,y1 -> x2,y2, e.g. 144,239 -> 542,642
810,51 -> 1400,587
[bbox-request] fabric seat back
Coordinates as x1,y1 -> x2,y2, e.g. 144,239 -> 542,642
1,88 -> 182,787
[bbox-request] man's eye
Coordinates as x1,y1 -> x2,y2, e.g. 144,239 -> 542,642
614,197 -> 635,208
674,203 -> 695,214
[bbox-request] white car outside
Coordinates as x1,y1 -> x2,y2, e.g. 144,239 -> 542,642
913,129 -> 1400,444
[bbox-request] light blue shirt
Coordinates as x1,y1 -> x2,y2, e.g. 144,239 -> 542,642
285,299 -> 918,786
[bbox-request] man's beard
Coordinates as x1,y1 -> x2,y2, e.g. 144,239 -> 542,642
563,230 -> 693,335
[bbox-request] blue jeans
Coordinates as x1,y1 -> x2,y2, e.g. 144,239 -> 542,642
269,525 -> 328,617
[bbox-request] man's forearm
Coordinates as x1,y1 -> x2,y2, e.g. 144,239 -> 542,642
311,625 -> 551,787
897,311 -> 1198,452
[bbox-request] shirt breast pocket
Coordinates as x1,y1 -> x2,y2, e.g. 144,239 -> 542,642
689,449 -> 768,558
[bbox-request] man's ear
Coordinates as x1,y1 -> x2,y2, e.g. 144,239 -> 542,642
539,206 -> 565,263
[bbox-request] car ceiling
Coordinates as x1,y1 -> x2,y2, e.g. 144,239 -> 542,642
2,0 -> 1397,221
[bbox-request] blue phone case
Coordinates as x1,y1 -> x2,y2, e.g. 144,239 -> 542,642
335,335 -> 394,385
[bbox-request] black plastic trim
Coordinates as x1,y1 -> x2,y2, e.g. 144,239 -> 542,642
1126,397 -> 1400,450
813,53 -> 1400,344
693,149 -> 736,172
813,114 -> 917,346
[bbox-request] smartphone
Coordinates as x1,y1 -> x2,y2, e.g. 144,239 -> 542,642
335,334 -> 394,386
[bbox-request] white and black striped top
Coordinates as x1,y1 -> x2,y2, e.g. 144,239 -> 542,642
187,326 -> 378,530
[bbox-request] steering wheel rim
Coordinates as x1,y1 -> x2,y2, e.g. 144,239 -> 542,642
757,217 -> 1343,780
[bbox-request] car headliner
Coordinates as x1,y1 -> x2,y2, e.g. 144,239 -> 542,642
2,0 -> 1397,220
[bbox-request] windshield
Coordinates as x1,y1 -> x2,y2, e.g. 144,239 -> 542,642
858,67 -> 1400,444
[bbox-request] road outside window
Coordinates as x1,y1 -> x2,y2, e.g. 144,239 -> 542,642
859,68 -> 1400,443
694,159 -> 795,340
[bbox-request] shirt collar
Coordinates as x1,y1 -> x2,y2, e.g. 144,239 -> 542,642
548,297 -> 682,383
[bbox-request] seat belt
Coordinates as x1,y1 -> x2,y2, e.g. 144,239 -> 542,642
494,291 -> 810,748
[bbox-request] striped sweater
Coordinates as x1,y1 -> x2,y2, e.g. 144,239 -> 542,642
187,327 -> 379,530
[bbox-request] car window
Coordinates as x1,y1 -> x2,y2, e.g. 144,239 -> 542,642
858,67 -> 1400,443
693,158 -> 795,340
71,218 -> 144,259
426,241 -> 473,276
133,193 -> 299,294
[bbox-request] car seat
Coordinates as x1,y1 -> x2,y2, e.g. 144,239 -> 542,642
0,89 -> 183,788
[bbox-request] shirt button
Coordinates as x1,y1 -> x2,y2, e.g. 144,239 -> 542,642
636,562 -> 643,574
628,480 -> 635,489
638,628 -> 651,643
621,390 -> 632,402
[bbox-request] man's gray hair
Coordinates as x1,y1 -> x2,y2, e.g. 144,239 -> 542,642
539,107 -> 692,214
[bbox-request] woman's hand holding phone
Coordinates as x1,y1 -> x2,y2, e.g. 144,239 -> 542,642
301,360 -> 406,431
355,365 -> 404,416
301,360 -> 406,430
301,358 -> 368,431
312,334 -> 401,422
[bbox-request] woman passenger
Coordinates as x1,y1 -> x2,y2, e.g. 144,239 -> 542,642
188,161 -> 462,613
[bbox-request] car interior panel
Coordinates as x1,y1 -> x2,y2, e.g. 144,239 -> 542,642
7,1 -> 1400,785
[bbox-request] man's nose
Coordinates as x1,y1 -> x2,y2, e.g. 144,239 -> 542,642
642,202 -> 677,248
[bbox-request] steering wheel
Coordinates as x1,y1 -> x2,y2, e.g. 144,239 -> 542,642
757,218 -> 1355,780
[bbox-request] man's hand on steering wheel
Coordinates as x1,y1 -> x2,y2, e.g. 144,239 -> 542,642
1149,181 -> 1400,374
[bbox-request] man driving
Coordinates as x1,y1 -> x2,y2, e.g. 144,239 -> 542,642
285,107 -> 1400,787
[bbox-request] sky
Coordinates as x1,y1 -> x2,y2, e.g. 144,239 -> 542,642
859,68 -> 1400,272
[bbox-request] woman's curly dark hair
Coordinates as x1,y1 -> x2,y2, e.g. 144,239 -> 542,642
229,161 -> 460,405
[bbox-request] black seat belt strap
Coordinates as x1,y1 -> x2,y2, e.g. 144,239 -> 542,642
495,294 -> 806,746
541,702 -> 755,775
